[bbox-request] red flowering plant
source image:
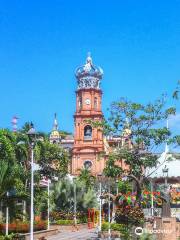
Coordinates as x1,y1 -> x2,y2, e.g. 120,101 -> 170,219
0,220 -> 46,234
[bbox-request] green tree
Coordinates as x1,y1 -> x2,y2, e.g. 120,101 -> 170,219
0,123 -> 70,222
36,140 -> 69,179
0,129 -> 27,221
95,97 -> 179,204
0,129 -> 16,198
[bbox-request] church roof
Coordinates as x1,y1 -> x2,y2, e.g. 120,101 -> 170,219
64,135 -> 74,140
149,147 -> 180,178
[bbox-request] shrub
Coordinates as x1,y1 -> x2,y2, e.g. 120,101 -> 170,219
56,219 -> 86,225
101,222 -> 130,239
50,211 -> 87,221
56,220 -> 74,225
111,223 -> 126,232
50,211 -> 87,223
101,222 -> 109,231
78,215 -> 87,223
0,234 -> 15,240
102,222 -> 126,232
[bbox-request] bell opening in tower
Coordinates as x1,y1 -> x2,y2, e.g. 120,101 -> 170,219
84,125 -> 92,140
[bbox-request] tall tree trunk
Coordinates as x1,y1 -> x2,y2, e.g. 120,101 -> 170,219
129,174 -> 143,206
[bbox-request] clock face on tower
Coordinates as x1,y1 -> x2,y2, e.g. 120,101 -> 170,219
85,98 -> 91,105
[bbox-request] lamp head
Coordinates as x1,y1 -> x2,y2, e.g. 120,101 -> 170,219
27,122 -> 37,144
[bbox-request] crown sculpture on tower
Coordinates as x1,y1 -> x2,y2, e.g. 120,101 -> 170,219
75,52 -> 103,90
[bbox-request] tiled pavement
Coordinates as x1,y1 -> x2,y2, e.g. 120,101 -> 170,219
47,228 -> 98,240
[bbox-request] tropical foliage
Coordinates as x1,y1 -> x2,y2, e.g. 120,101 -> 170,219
0,124 -> 70,224
51,177 -> 98,213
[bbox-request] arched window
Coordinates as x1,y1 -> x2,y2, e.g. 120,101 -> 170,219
84,125 -> 92,140
94,97 -> 98,109
84,160 -> 92,170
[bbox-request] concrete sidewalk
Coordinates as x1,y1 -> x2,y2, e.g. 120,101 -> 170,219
47,228 -> 98,240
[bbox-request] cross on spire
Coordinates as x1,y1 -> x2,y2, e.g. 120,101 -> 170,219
53,113 -> 58,131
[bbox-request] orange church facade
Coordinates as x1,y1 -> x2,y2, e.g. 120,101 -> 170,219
72,55 -> 106,175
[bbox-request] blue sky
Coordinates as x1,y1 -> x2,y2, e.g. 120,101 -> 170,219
0,0 -> 180,133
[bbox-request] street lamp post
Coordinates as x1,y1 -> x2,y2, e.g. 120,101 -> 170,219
5,192 -> 9,236
99,181 -> 102,231
150,180 -> 154,217
108,182 -> 111,240
47,179 -> 50,230
97,174 -> 102,232
73,176 -> 77,226
30,145 -> 34,240
27,123 -> 37,240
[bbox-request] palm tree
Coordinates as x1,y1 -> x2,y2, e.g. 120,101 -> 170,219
52,177 -> 98,213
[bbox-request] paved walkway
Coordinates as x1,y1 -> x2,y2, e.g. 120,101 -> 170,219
47,228 -> 98,240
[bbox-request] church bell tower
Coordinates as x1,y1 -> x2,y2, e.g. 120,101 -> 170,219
72,54 -> 105,175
